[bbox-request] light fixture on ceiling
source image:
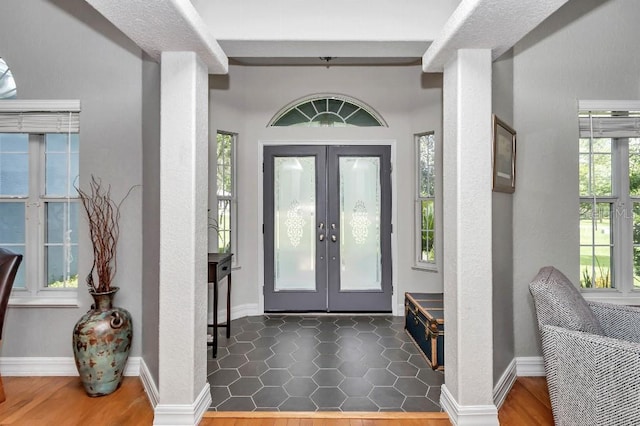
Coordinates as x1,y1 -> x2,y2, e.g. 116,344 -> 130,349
319,56 -> 335,68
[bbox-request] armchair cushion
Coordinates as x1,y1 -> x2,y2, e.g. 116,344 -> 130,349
588,301 -> 640,343
529,266 -> 605,336
540,324 -> 640,425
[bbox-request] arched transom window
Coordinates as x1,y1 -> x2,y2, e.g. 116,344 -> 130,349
269,94 -> 387,127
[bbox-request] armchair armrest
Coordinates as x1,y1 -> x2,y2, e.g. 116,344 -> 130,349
588,301 -> 640,343
540,324 -> 640,425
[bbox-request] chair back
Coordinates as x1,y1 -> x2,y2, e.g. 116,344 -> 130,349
529,266 -> 604,336
0,248 -> 22,340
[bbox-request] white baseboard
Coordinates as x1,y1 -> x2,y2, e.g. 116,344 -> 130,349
515,356 -> 545,376
208,302 -> 260,324
493,358 -> 517,409
140,358 -> 159,408
440,384 -> 499,426
153,382 -> 212,426
0,356 -> 141,376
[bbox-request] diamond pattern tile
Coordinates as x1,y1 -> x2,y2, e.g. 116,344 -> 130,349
207,315 -> 443,412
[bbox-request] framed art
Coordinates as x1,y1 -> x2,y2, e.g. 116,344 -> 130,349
492,114 -> 516,193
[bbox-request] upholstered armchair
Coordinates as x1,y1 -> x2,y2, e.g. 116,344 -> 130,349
0,248 -> 22,403
529,266 -> 640,426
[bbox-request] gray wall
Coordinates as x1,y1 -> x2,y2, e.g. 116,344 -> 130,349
142,55 -> 161,383
0,0 -> 144,357
210,65 -> 444,314
512,0 -> 640,357
492,50 -> 515,384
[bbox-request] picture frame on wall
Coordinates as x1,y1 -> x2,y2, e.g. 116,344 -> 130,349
492,114 -> 516,193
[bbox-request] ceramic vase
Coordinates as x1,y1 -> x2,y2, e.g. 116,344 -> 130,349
72,287 -> 132,397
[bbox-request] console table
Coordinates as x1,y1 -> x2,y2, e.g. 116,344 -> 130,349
208,252 -> 233,358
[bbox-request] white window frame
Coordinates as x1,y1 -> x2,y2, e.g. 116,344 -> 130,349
214,130 -> 238,266
0,100 -> 81,306
414,131 -> 437,271
579,100 -> 640,305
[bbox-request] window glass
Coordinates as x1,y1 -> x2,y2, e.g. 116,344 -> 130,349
0,132 -> 79,295
579,106 -> 640,295
216,132 -> 235,255
416,133 -> 436,266
579,202 -> 613,288
45,134 -> 79,196
271,95 -> 385,127
0,133 -> 28,196
45,202 -> 79,288
578,138 -> 612,196
421,200 -> 435,263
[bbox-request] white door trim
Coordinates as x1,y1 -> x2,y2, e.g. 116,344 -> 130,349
257,139 -> 398,315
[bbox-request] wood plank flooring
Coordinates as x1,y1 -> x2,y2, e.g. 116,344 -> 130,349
0,376 -> 553,425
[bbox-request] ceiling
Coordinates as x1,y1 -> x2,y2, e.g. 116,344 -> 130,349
83,0 -> 572,73
190,0 -> 460,66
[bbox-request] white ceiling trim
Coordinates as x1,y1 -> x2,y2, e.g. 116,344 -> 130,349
84,0 -> 228,74
422,0 -> 570,72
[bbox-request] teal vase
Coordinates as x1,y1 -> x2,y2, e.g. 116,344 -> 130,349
72,287 -> 132,397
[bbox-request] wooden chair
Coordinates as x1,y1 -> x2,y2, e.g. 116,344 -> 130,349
0,248 -> 22,403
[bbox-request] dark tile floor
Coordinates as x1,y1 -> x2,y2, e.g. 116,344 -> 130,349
207,315 -> 443,412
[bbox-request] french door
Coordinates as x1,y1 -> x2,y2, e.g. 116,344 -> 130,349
263,145 -> 392,312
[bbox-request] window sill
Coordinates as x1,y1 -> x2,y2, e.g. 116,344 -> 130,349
412,264 -> 438,273
582,292 -> 640,306
9,296 -> 79,307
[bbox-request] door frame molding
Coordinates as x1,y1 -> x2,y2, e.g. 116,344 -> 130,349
257,139 -> 399,316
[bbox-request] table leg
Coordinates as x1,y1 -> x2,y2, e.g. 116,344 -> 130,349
226,274 -> 231,339
212,270 -> 218,358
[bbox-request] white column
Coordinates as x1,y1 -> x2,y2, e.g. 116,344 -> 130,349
440,49 -> 498,424
156,51 -> 211,424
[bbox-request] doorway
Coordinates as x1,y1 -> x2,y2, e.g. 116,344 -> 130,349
263,145 -> 392,312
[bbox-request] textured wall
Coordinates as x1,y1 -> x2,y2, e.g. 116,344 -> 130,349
492,50 -> 515,385
141,55 -> 161,386
442,49 -> 494,406
512,0 -> 640,357
0,0 -> 143,357
158,52 -> 210,404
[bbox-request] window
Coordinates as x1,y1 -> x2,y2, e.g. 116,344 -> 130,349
215,131 -> 236,259
0,58 -> 17,99
415,132 -> 436,268
269,94 -> 387,127
579,101 -> 640,296
0,100 -> 80,304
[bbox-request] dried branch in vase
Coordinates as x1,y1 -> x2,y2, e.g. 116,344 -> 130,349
76,176 -> 137,294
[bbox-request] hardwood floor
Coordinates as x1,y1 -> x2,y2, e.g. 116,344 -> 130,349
0,376 -> 553,425
0,376 -> 153,425
498,377 -> 554,425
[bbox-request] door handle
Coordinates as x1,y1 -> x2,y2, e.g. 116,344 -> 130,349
331,235 -> 337,242
319,234 -> 325,241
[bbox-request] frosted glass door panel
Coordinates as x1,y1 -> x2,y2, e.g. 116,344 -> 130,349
274,156 -> 316,291
339,157 -> 381,291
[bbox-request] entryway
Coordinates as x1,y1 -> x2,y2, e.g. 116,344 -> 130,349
263,145 -> 392,312
207,315 -> 444,412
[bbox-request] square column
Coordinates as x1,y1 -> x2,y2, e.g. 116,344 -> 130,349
156,51 -> 211,424
440,49 -> 498,424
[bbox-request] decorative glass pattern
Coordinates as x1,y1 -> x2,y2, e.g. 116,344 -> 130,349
339,157 -> 381,291
270,94 -> 386,128
274,156 -> 316,291
285,200 -> 305,247
349,200 -> 370,245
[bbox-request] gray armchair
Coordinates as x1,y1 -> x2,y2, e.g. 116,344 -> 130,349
529,266 -> 640,426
